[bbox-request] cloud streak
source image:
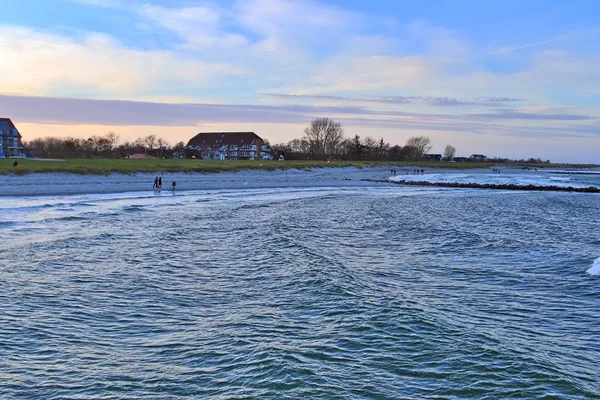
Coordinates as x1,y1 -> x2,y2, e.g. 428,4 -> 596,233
264,93 -> 523,106
2,95 -> 597,140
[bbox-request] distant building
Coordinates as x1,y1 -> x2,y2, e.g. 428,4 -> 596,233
470,154 -> 487,162
185,132 -> 273,160
423,153 -> 442,162
0,118 -> 24,158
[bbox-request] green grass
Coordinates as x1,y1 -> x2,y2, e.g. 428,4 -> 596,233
0,158 -> 597,176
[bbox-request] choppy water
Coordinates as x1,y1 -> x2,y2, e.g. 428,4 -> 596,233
392,169 -> 600,189
1,183 -> 600,398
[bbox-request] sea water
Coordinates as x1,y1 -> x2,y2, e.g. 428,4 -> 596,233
1,182 -> 600,398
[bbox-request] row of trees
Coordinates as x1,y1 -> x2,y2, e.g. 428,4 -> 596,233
22,117 -> 548,163
271,117 -> 452,162
23,133 -> 185,159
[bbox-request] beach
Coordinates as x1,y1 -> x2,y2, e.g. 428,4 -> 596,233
1,164 -> 600,197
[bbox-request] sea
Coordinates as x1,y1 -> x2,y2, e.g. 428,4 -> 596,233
1,168 -> 599,399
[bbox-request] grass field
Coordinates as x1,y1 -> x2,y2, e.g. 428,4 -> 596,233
0,158 -> 596,175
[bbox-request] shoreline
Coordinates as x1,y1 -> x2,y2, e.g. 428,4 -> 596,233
1,165 -> 599,197
0,167 -> 397,197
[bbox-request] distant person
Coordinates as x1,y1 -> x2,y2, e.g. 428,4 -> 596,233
158,177 -> 162,188
12,160 -> 18,167
172,181 -> 176,191
153,177 -> 158,189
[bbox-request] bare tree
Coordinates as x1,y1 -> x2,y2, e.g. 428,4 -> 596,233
106,132 -> 119,150
133,137 -> 146,151
405,136 -> 432,160
156,137 -> 169,149
443,145 -> 456,161
303,117 -> 344,159
173,141 -> 185,152
288,138 -> 310,154
144,134 -> 157,150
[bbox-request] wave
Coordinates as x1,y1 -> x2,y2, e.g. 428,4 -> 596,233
542,170 -> 600,175
389,172 -> 598,190
0,220 -> 17,228
549,177 -> 571,182
55,215 -> 88,222
587,257 -> 600,276
123,205 -> 146,212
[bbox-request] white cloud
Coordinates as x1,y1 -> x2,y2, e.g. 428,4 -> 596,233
139,4 -> 247,48
0,26 -> 243,98
234,0 -> 363,37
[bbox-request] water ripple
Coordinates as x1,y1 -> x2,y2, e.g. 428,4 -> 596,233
1,188 -> 599,398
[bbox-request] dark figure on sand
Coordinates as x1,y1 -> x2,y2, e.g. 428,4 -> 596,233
172,181 -> 176,191
158,177 -> 162,188
153,177 -> 159,189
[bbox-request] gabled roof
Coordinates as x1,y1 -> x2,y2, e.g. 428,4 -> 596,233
0,118 -> 21,139
186,132 -> 262,148
0,118 -> 17,129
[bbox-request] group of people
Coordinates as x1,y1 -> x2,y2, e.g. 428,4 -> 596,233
153,176 -> 176,191
390,168 -> 427,176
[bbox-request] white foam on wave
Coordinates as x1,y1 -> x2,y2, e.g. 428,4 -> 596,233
587,257 -> 600,276
543,169 -> 600,175
550,176 -> 571,182
390,172 -> 595,189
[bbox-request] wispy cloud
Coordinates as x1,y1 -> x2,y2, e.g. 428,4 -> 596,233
2,94 -> 596,137
470,109 -> 595,121
264,93 -> 523,106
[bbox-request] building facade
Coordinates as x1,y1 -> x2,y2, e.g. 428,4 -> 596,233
423,153 -> 442,162
185,132 -> 273,160
0,118 -> 24,158
470,154 -> 487,162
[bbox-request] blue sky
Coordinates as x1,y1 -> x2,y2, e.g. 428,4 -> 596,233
0,0 -> 599,162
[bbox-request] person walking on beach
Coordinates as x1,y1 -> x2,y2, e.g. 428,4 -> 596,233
153,176 -> 158,189
171,181 -> 176,191
158,177 -> 162,188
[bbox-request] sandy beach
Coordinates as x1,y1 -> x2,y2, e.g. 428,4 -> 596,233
1,165 -> 599,197
0,166 -> 397,197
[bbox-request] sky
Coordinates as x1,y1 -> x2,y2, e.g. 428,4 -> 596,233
0,0 -> 599,162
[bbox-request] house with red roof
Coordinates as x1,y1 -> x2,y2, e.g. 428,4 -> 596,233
185,132 -> 273,160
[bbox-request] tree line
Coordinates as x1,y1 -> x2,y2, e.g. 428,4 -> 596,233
272,118 -> 548,163
22,117 -> 550,163
271,117 -> 446,161
23,133 -> 185,159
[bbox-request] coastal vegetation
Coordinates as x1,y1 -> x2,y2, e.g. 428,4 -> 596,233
2,158 -> 597,176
